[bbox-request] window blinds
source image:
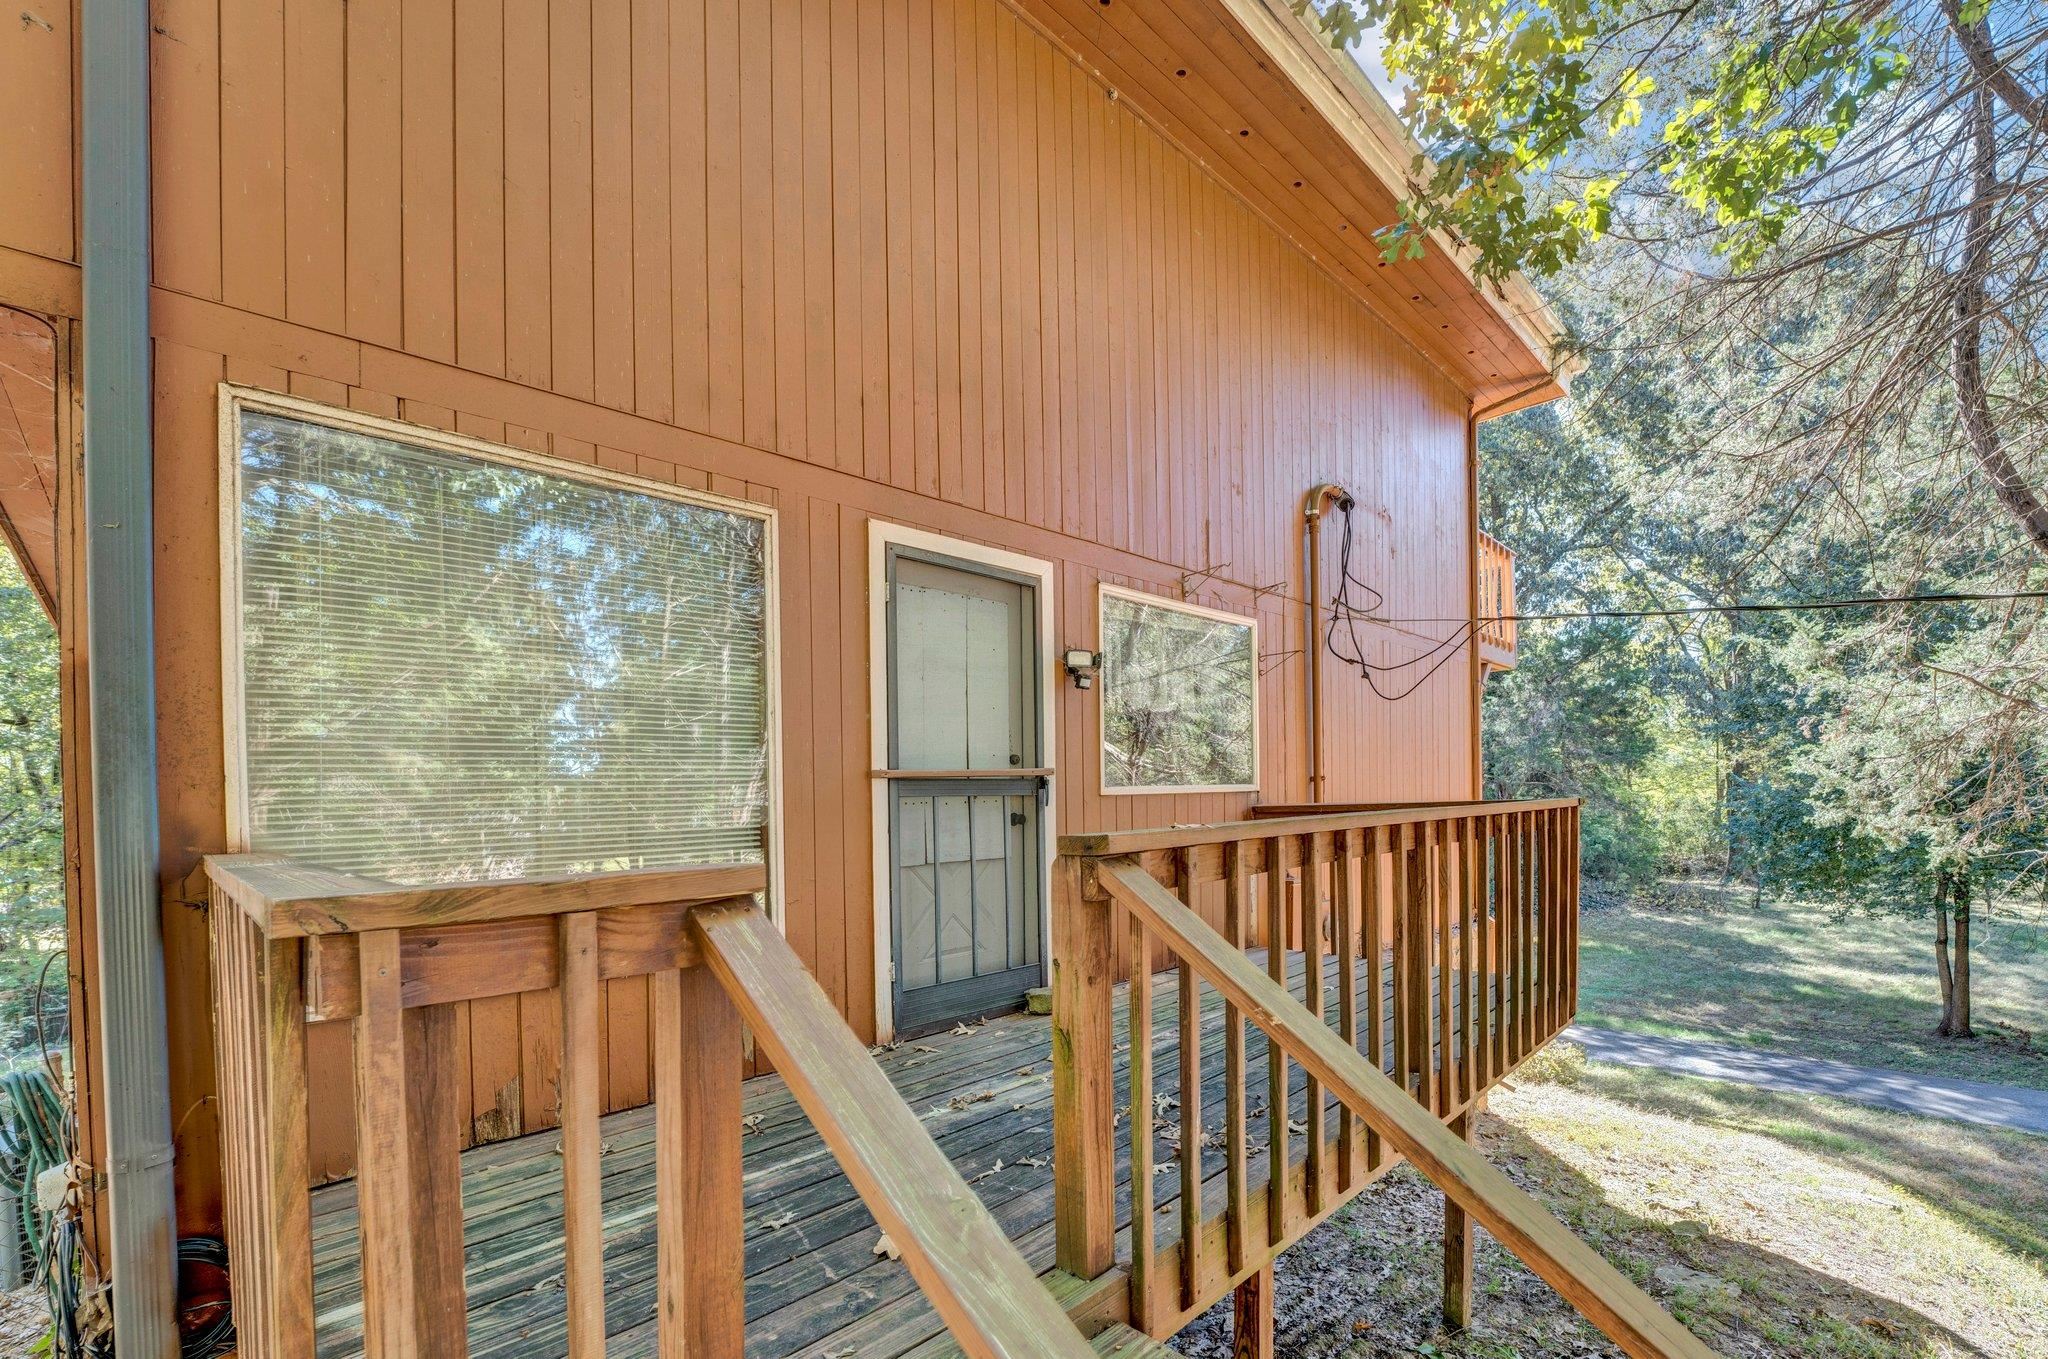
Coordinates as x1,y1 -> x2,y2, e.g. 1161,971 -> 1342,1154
233,409 -> 770,884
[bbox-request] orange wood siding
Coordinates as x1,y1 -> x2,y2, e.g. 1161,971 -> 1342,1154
7,0 -> 1494,1231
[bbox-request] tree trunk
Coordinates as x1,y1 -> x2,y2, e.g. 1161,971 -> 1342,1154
1953,876 -> 1974,1039
1952,87 -> 2048,560
1934,873 -> 1956,1036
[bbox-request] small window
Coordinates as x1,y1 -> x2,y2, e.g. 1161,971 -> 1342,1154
1099,586 -> 1258,793
225,397 -> 775,885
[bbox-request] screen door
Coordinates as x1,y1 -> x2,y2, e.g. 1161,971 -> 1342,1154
887,551 -> 1044,1030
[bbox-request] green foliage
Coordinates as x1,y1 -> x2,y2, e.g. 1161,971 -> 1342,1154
1301,0 -> 1908,283
0,549 -> 62,1061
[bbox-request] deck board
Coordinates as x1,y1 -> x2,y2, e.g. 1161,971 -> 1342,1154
309,950 -> 1484,1358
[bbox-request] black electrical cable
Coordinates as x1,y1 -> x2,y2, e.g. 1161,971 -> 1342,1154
1368,588 -> 2048,628
1323,498 -> 1480,700
177,1235 -> 236,1359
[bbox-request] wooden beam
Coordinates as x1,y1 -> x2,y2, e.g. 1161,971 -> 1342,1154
1444,1111 -> 1475,1332
558,913 -> 606,1359
352,931 -> 420,1359
203,854 -> 765,937
300,899 -> 717,1021
403,1005 -> 469,1356
1231,1264 -> 1274,1359
654,965 -> 744,1357
1051,855 -> 1117,1280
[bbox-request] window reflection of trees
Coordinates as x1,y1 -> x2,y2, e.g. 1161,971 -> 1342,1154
237,412 -> 768,885
1101,593 -> 1254,790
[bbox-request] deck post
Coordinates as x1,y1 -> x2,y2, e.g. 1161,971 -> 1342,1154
1052,854 -> 1116,1279
1231,1263 -> 1275,1359
1442,1111 -> 1475,1330
656,962 -> 746,1357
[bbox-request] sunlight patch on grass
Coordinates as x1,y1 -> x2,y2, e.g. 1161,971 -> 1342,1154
1492,1072 -> 2048,1358
1577,890 -> 2048,1089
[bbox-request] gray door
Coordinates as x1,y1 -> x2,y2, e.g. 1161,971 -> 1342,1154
887,551 -> 1045,1030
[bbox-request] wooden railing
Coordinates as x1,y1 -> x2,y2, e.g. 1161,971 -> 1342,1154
205,854 -> 1102,1359
1052,803 -> 1717,1358
1477,529 -> 1517,668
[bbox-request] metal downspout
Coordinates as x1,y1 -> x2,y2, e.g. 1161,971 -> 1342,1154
82,0 -> 179,1352
1302,483 -> 1350,804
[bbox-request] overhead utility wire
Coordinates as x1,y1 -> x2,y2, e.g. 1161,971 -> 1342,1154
1369,588 -> 2048,628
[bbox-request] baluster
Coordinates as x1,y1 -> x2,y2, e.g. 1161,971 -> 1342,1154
1434,819 -> 1456,1113
1222,840 -> 1249,1275
1174,849 -> 1203,1311
1462,818 -> 1480,1108
1362,826 -> 1386,1173
1264,836 -> 1289,1246
1543,809 -> 1560,1038
1552,809 -> 1565,1034
1391,826 -> 1415,1107
654,961 -> 744,1358
1518,810 -> 1535,1062
1490,815 -> 1508,1084
1568,804 -> 1582,1016
1128,914 -> 1156,1330
560,911 -> 607,1358
1334,828 -> 1359,1192
1302,834 -> 1325,1215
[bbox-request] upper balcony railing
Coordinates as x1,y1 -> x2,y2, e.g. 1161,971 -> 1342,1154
1477,530 -> 1517,669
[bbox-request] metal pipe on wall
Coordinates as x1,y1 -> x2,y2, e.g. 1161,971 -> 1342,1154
1302,483 -> 1351,804
81,0 -> 180,1351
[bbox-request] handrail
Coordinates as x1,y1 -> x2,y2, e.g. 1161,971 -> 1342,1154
1059,799 -> 1577,856
204,852 -> 766,936
691,902 -> 1100,1359
1248,799 -> 1533,818
204,853 -> 1098,1359
1093,856 -> 1719,1359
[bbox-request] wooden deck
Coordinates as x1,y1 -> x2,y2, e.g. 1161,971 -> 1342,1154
307,950 -> 1459,1358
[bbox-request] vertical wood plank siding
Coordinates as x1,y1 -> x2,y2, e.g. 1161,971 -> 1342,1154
17,0 -> 1488,1230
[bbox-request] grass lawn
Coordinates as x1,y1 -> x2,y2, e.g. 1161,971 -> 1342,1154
1575,885 -> 2048,1090
1176,1055 -> 2048,1358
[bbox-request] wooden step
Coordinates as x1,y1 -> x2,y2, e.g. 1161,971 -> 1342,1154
1089,1322 -> 1185,1356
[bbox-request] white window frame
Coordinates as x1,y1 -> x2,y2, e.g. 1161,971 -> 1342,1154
215,384 -> 787,922
1097,583 -> 1261,797
865,520 -> 1057,1044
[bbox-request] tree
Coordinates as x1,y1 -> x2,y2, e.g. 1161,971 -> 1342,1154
1312,0 -> 2048,570
0,547 -> 63,1059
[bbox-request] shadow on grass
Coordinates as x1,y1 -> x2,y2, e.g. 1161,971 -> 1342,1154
1173,1106 -> 2001,1359
1579,1063 -> 2048,1269
1576,889 -> 2047,1089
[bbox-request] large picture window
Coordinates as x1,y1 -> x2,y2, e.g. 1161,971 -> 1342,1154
224,394 -> 775,885
1098,586 -> 1258,793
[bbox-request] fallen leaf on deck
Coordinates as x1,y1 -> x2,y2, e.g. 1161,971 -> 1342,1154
873,1233 -> 901,1260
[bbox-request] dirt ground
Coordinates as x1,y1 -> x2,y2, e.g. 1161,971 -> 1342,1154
0,1284 -> 48,1354
1171,1055 -> 2048,1359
